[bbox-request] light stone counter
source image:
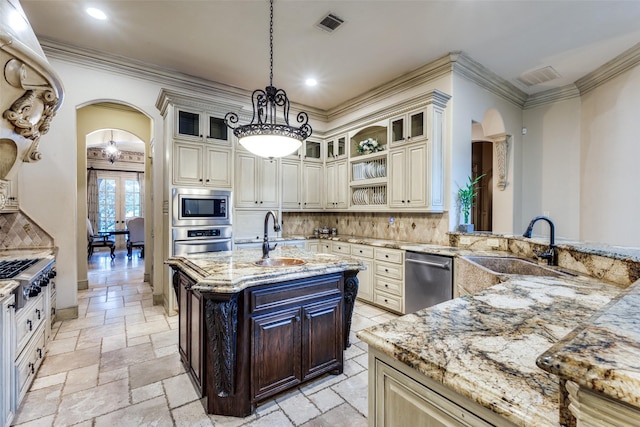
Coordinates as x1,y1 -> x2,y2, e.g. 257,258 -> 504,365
0,248 -> 56,299
165,246 -> 363,294
537,278 -> 640,410
357,274 -> 625,426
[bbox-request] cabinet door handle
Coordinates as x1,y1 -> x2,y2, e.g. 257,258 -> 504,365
260,201 -> 263,204
37,348 -> 42,358
385,268 -> 389,272
385,284 -> 389,288
385,255 -> 389,258
36,309 -> 41,319
206,179 -> 210,182
199,179 -> 203,182
27,319 -> 32,331
407,200 -> 410,203
29,363 -> 34,374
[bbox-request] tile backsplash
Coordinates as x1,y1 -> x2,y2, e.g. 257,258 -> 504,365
283,211 -> 450,245
0,211 -> 54,249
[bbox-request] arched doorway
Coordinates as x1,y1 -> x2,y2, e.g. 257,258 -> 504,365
76,101 -> 153,290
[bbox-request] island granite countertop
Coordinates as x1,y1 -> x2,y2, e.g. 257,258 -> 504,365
537,279 -> 640,410
165,246 -> 363,294
357,273 -> 626,426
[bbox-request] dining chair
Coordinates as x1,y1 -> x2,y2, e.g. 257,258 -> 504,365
87,218 -> 115,259
126,217 -> 145,258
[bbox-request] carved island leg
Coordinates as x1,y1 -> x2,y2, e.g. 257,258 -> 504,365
343,271 -> 359,349
204,294 -> 239,397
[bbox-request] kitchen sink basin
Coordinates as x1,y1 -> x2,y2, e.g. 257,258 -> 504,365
254,257 -> 306,267
462,256 -> 565,277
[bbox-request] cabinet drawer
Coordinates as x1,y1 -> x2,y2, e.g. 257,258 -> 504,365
15,325 -> 45,404
375,262 -> 403,280
331,242 -> 350,255
375,248 -> 403,264
250,274 -> 342,313
351,244 -> 374,259
375,276 -> 403,297
16,295 -> 45,354
374,290 -> 403,313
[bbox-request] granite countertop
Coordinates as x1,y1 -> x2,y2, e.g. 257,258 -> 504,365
0,279 -> 18,301
537,279 -> 640,409
357,274 -> 625,426
165,246 -> 363,294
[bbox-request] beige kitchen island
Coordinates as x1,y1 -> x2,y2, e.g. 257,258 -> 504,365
166,247 -> 362,417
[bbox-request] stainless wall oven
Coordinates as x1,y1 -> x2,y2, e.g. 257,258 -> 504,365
172,226 -> 232,256
172,188 -> 231,227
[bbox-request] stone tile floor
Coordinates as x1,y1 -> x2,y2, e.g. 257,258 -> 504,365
12,250 -> 399,426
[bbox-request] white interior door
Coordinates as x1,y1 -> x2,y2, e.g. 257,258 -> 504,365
97,172 -> 142,248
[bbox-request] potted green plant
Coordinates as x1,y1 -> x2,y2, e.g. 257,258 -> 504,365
457,174 -> 485,233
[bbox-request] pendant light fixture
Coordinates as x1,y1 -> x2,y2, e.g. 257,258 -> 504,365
225,0 -> 312,159
103,130 -> 121,164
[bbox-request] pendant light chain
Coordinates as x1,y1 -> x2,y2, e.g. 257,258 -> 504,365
269,0 -> 274,87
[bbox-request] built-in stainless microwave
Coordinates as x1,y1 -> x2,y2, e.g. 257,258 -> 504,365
172,188 -> 232,227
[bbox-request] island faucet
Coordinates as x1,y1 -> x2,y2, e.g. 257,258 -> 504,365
523,215 -> 557,266
262,210 -> 281,259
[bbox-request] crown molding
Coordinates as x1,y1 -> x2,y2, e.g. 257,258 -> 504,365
523,84 -> 581,110
325,54 -> 453,122
39,38 -> 327,122
575,42 -> 640,95
450,52 -> 528,108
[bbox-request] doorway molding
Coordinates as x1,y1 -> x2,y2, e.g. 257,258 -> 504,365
76,100 -> 153,290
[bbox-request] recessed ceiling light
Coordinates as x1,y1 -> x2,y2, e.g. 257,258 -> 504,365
86,7 -> 107,20
305,78 -> 318,87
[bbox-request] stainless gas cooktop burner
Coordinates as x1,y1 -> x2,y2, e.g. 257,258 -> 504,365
0,258 -> 42,279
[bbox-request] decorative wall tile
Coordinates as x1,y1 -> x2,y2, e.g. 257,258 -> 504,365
282,212 -> 450,245
0,211 -> 54,249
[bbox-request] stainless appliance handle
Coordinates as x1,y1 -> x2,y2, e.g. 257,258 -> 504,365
405,258 -> 451,270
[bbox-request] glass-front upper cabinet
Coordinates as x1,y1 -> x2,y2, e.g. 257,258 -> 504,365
304,140 -> 322,162
326,135 -> 346,160
389,109 -> 427,146
176,108 -> 230,144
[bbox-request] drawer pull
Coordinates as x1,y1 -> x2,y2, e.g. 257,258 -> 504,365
385,254 -> 389,258
385,284 -> 389,288
27,319 -> 32,331
384,299 -> 388,303
385,268 -> 389,272
37,348 -> 42,358
29,362 -> 34,374
36,308 -> 41,319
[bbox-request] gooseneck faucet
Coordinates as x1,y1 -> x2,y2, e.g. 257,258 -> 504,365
262,210 -> 281,259
523,216 -> 557,265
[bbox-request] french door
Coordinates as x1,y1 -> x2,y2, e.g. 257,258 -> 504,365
97,172 -> 142,247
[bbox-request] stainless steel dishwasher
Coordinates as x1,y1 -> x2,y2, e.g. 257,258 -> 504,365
404,251 -> 453,313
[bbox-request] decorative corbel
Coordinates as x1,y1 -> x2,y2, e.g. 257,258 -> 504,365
0,180 -> 8,210
494,135 -> 510,190
3,58 -> 59,162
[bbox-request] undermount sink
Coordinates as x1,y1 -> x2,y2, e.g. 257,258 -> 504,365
254,257 -> 306,267
463,256 -> 565,277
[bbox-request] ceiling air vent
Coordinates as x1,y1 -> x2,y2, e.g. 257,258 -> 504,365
517,66 -> 561,86
316,13 -> 344,33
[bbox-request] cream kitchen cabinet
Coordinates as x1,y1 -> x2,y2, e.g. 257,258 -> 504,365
0,179 -> 18,213
235,151 -> 280,208
281,159 -> 302,210
389,143 -> 428,209
281,158 -> 323,210
174,107 -> 231,145
565,380 -> 640,427
351,244 -> 374,302
325,135 -> 347,161
389,108 -> 428,146
370,349 -> 516,427
325,160 -> 348,209
373,247 -> 404,314
173,141 -> 232,188
1,294 -> 15,427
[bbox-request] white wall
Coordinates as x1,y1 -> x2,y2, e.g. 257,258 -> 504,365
450,74 -> 524,234
579,66 -> 640,246
522,97 -> 582,241
18,59 -> 166,314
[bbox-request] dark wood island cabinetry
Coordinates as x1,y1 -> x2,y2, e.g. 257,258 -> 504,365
167,248 -> 362,417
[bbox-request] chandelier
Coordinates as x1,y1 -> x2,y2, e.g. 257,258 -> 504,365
103,130 -> 121,164
225,0 -> 312,159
